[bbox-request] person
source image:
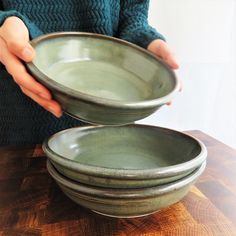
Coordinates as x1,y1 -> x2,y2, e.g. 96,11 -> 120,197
0,0 -> 179,146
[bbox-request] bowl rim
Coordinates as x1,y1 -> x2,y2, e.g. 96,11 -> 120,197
26,32 -> 180,108
43,124 -> 207,179
47,159 -> 206,198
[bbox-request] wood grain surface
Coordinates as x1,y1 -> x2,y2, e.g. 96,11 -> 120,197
0,130 -> 236,236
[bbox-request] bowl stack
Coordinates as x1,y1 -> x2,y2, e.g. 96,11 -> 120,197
27,32 -> 207,218
44,125 -> 207,218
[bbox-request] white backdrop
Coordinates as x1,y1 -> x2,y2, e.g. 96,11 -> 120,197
138,0 -> 236,149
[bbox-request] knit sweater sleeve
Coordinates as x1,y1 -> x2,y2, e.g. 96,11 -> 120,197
0,5 -> 42,39
118,0 -> 165,49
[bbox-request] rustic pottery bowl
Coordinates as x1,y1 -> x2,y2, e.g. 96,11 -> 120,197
47,160 -> 206,218
26,32 -> 179,125
43,125 -> 207,188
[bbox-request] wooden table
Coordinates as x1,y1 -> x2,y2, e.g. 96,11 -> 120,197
0,130 -> 236,236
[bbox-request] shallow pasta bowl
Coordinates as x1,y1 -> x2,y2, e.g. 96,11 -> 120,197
43,125 -> 207,188
26,32 -> 179,125
47,160 -> 206,218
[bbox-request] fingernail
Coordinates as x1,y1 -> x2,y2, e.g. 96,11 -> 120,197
48,106 -> 62,118
54,111 -> 62,118
22,47 -> 33,60
56,112 -> 63,118
48,106 -> 56,115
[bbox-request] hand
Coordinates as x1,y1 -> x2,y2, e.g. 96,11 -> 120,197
147,39 -> 179,70
0,17 -> 62,117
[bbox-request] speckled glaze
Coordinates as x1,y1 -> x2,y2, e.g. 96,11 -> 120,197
26,32 -> 180,125
47,160 -> 206,218
43,125 -> 207,188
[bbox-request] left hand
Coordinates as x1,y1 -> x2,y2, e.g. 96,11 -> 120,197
147,39 -> 179,70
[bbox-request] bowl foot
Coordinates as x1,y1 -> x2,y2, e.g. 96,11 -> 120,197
92,209 -> 160,218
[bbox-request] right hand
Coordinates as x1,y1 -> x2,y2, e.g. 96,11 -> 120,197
0,16 -> 62,117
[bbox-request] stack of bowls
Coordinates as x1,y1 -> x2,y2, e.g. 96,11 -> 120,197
43,125 -> 207,218
26,33 -> 207,218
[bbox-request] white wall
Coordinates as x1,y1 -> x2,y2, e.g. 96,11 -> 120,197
138,0 -> 236,149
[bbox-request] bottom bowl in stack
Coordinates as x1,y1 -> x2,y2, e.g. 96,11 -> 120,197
47,160 -> 206,218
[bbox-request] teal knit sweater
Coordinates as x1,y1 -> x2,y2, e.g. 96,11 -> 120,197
0,0 -> 164,146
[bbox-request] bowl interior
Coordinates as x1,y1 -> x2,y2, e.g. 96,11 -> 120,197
32,34 -> 176,102
47,126 -> 202,170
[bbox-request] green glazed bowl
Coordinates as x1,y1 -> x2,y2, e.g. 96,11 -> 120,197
43,125 -> 207,188
26,32 -> 179,125
47,160 -> 206,218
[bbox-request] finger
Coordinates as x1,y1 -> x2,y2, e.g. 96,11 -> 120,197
7,40 -> 35,62
0,39 -> 51,99
20,86 -> 62,118
156,44 -> 179,69
13,72 -> 51,100
165,53 -> 179,70
0,17 -> 34,62
0,37 -> 3,62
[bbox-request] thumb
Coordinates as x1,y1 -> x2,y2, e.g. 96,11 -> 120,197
0,16 -> 35,62
8,40 -> 34,62
148,39 -> 179,70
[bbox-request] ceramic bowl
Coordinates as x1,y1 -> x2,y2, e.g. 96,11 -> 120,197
47,160 -> 206,218
43,125 -> 207,188
26,32 -> 179,125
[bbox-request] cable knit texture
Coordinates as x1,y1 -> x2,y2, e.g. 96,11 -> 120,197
0,0 -> 165,146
